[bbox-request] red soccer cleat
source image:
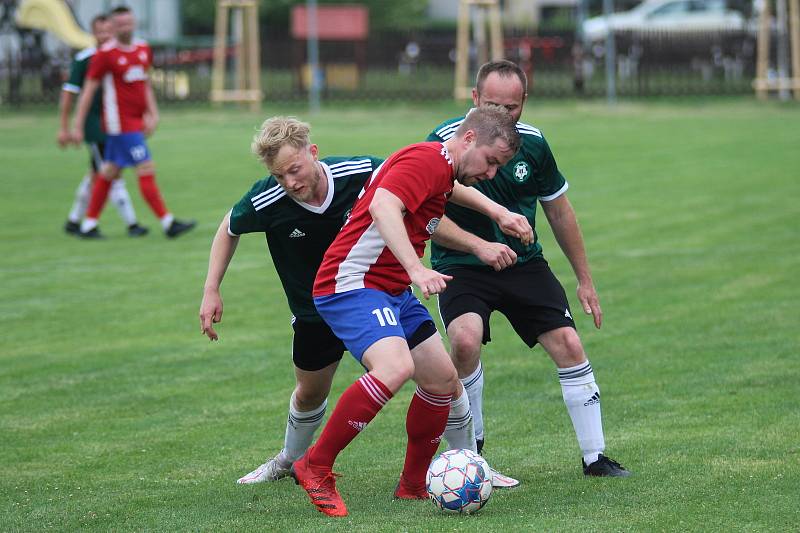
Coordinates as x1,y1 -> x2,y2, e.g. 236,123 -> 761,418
393,475 -> 429,500
290,452 -> 348,517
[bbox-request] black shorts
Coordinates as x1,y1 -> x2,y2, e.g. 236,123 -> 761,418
291,316 -> 437,371
436,259 -> 576,348
291,318 -> 346,371
87,141 -> 105,173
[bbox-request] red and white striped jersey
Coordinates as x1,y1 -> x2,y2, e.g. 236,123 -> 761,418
87,38 -> 152,134
313,142 -> 455,297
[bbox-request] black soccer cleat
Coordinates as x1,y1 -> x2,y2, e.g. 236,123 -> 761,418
79,227 -> 105,240
476,438 -> 484,455
165,219 -> 196,239
583,454 -> 631,477
64,220 -> 81,235
127,223 -> 149,237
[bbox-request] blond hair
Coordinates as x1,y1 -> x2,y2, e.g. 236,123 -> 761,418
251,116 -> 311,168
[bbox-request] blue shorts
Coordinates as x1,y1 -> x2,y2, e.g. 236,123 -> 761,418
104,132 -> 151,168
314,288 -> 436,362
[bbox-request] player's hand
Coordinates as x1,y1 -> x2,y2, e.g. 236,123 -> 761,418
577,281 -> 602,329
143,114 -> 159,137
71,128 -> 84,145
199,288 -> 223,341
495,210 -> 533,245
474,242 -> 517,271
57,128 -> 71,148
409,265 -> 453,300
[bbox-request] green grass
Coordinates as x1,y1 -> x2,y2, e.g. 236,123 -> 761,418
1,99 -> 798,531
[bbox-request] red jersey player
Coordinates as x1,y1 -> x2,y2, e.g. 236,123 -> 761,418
71,6 -> 194,239
289,106 -> 529,517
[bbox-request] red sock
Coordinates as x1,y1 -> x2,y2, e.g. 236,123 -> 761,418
307,374 -> 392,468
85,175 -> 113,219
401,387 -> 453,489
138,174 -> 168,218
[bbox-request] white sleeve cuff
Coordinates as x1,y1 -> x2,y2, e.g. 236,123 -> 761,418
539,181 -> 569,202
62,83 -> 81,93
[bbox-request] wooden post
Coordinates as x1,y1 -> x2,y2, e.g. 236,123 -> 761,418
754,0 -> 800,100
211,2 -> 229,107
210,0 -> 262,109
790,0 -> 800,99
454,0 -> 504,101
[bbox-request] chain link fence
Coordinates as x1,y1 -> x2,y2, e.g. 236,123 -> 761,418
0,27 -> 758,107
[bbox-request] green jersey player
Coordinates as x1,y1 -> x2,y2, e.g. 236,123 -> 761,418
428,60 -> 630,477
200,117 -> 382,484
56,13 -> 146,237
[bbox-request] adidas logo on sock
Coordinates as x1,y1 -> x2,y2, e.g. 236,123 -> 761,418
348,420 -> 367,432
584,392 -> 600,406
289,228 -> 306,238
430,435 -> 443,444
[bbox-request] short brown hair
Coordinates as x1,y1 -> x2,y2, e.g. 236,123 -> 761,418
251,116 -> 311,168
475,60 -> 528,95
90,14 -> 108,29
455,105 -> 521,154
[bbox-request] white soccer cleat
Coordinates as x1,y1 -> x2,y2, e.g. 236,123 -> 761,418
236,456 -> 291,484
490,468 -> 520,489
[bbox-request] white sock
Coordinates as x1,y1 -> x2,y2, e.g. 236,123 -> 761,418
444,389 -> 477,452
559,360 -> 605,465
80,217 -> 98,233
460,361 -> 485,441
280,392 -> 327,464
68,175 -> 92,223
160,213 -> 174,231
109,179 -> 138,226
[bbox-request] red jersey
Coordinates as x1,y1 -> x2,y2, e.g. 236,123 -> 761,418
313,142 -> 455,296
87,39 -> 152,134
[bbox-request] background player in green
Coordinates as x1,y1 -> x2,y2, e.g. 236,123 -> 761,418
199,116 -> 384,484
428,60 -> 630,477
56,12 -> 146,237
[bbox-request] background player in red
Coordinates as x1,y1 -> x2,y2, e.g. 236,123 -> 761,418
71,6 -> 195,239
56,13 -> 146,238
291,106 -> 528,517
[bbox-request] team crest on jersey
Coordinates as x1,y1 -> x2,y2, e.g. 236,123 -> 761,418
513,161 -> 530,183
426,217 -> 441,234
123,65 -> 148,82
342,208 -> 352,223
138,51 -> 148,62
118,56 -> 128,65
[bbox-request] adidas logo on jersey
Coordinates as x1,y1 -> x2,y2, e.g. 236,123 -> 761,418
565,308 -> 572,319
348,420 -> 367,432
289,228 -> 306,238
584,392 -> 600,406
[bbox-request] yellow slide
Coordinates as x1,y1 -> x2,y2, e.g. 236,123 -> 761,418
15,0 -> 95,49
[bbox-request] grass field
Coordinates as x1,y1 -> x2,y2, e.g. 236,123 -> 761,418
1,99 -> 799,532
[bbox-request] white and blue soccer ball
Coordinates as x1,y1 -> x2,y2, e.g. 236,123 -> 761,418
426,449 -> 493,514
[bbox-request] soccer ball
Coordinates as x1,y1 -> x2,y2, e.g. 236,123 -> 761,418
426,449 -> 493,514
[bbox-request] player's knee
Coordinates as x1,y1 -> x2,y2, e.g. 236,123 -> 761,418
293,386 -> 327,411
416,364 -> 458,396
550,329 -> 586,367
449,331 -> 482,367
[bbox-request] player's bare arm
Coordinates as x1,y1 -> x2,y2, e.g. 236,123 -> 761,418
449,182 -> 533,245
541,194 -> 602,329
143,82 -> 159,136
369,187 -> 452,299
432,216 -> 517,271
200,211 -> 240,340
71,78 -> 100,145
57,90 -> 75,148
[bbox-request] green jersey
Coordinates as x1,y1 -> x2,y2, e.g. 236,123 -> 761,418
62,47 -> 105,143
228,156 -> 383,322
427,115 -> 567,273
